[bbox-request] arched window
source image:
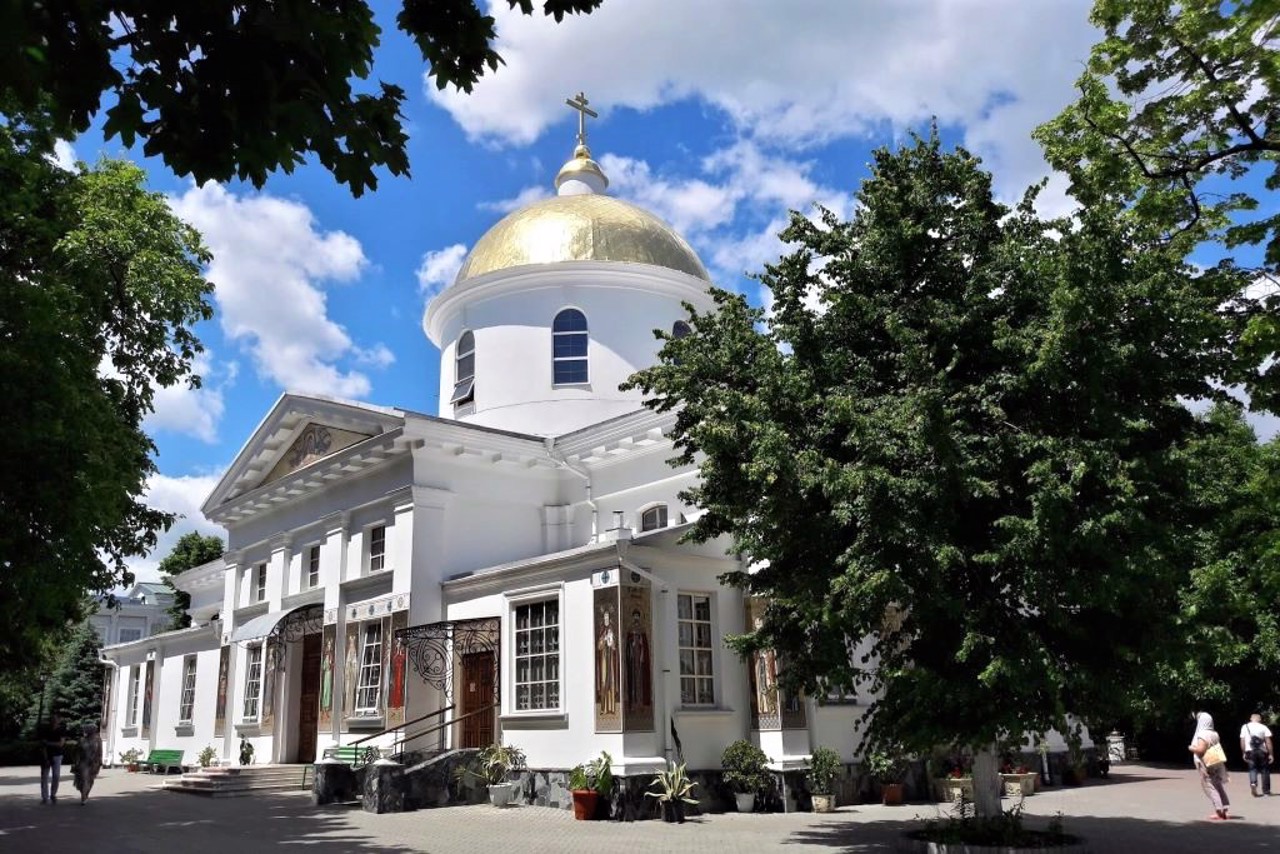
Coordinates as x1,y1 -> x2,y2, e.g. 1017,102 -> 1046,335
672,320 -> 691,339
450,330 -> 475,406
552,309 -> 589,385
640,504 -> 668,532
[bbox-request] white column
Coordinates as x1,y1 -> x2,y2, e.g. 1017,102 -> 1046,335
270,534 -> 292,609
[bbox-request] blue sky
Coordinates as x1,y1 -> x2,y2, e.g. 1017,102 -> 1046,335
53,1 -> 1267,582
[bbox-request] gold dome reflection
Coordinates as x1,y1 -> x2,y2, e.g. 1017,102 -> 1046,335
455,194 -> 710,284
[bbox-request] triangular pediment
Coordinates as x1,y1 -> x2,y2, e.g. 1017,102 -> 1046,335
202,394 -> 407,517
259,422 -> 373,487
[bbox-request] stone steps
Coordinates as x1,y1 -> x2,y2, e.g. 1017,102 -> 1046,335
163,764 -> 313,797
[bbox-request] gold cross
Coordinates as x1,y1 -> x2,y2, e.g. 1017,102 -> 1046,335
565,91 -> 598,146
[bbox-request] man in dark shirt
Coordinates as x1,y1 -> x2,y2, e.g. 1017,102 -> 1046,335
38,712 -> 66,804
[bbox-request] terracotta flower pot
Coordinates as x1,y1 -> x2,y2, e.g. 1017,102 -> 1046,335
571,789 -> 598,820
881,782 -> 904,806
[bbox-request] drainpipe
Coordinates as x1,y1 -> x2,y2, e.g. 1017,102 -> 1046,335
544,437 -> 598,542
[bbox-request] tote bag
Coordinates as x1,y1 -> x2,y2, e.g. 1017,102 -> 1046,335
1203,743 -> 1228,768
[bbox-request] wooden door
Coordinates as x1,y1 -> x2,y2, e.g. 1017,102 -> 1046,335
460,652 -> 495,748
297,633 -> 322,763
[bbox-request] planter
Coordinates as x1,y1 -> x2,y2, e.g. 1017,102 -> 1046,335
812,792 -> 835,813
487,781 -> 516,807
734,792 -> 756,813
661,801 -> 687,823
938,777 -> 974,803
1062,766 -> 1086,787
1000,772 -> 1038,797
127,764 -> 139,773
881,782 -> 905,806
571,789 -> 598,821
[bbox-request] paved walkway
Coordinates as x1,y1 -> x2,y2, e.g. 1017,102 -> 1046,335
1,763 -> 1278,853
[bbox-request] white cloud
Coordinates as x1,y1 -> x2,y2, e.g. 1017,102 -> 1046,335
126,472 -> 227,584
427,0 -> 1096,204
169,184 -> 390,399
143,351 -> 231,444
480,185 -> 551,214
49,139 -> 77,172
416,244 -> 469,297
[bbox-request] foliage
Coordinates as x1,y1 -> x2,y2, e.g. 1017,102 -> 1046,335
198,745 -> 217,768
0,111 -> 213,673
158,532 -> 225,630
645,761 -> 699,805
864,747 -> 907,785
48,622 -> 105,732
119,747 -> 143,765
624,133 -> 1250,785
909,804 -> 1075,848
462,743 -> 526,786
568,750 -> 613,795
0,1 -> 605,196
720,739 -> 771,794
1036,0 -> 1280,409
807,747 -> 843,793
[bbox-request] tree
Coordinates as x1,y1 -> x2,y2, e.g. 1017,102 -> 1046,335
48,622 -> 107,733
158,533 -> 225,630
1036,0 -> 1280,407
0,110 -> 213,672
0,0 -> 605,196
624,135 -> 1249,815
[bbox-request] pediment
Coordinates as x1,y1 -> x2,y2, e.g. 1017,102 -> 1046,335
258,422 -> 373,488
202,394 -> 407,517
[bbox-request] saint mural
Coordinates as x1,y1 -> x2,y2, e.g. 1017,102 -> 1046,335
261,641 -> 277,729
319,626 -> 335,730
141,660 -> 154,737
214,646 -> 229,737
593,587 -> 621,731
344,623 -> 360,719
388,611 -> 408,726
621,582 -> 654,731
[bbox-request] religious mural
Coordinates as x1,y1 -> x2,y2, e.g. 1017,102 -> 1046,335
387,611 -> 408,728
261,639 -> 278,730
141,660 -> 154,738
259,423 -> 373,487
214,645 -> 229,737
318,624 -> 336,730
593,586 -> 621,732
343,622 -> 360,722
621,581 -> 654,732
746,598 -> 780,730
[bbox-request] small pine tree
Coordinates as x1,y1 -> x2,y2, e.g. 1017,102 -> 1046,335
49,621 -> 105,731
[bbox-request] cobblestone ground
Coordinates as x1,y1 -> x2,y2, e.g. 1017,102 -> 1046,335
1,763 -> 1278,853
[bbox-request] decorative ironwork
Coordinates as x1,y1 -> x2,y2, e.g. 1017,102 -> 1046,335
396,617 -> 500,706
262,604 -> 325,671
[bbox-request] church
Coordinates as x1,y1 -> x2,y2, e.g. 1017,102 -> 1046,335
99,96 -> 868,804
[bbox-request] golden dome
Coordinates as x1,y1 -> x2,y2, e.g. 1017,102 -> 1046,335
454,194 -> 710,284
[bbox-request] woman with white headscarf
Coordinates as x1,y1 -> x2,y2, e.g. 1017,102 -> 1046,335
1190,711 -> 1230,820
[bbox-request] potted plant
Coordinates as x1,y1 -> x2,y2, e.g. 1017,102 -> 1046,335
239,736 -> 255,766
721,739 -> 770,813
198,746 -> 217,769
807,746 -> 842,813
942,764 -> 975,802
119,748 -> 142,772
865,747 -> 907,806
645,761 -> 699,822
999,759 -> 1037,796
462,743 -> 526,807
568,750 -> 613,820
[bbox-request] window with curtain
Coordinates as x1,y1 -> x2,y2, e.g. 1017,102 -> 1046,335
243,646 -> 263,720
355,622 -> 383,714
178,656 -> 198,723
640,504 -> 668,532
513,599 -> 560,711
451,330 -> 476,406
678,593 -> 715,706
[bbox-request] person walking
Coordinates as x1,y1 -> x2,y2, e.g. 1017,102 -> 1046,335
72,723 -> 103,805
1190,711 -> 1231,821
1239,712 -> 1273,797
37,712 -> 67,805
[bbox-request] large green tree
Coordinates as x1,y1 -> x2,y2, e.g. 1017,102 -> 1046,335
625,135 -> 1249,814
0,0 -> 604,195
158,532 -> 225,630
1036,0 -> 1280,407
0,111 -> 213,672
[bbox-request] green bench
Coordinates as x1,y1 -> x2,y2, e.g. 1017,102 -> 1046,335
144,748 -> 185,774
321,745 -> 380,768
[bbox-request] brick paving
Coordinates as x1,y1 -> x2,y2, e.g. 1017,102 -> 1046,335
1,763 -> 1278,853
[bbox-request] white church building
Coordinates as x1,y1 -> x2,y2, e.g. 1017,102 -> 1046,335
100,109 -> 867,797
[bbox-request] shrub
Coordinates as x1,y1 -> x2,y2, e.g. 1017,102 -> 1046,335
807,746 -> 842,794
721,739 -> 771,795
